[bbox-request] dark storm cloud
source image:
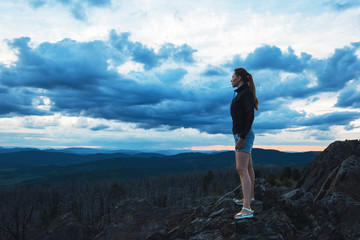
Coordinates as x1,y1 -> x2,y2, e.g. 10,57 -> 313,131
254,108 -> 360,132
336,87 -> 360,108
1,32 -> 359,134
0,31 -> 210,131
0,86 -> 49,116
302,111 -> 360,130
228,42 -> 360,104
254,108 -> 305,130
225,42 -> 360,132
4,37 -> 114,89
231,45 -> 312,73
314,44 -> 360,91
109,31 -> 196,70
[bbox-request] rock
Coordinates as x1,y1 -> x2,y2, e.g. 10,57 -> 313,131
38,213 -> 92,240
213,197 -> 237,211
297,140 -> 360,196
191,206 -> 208,218
281,188 -> 305,203
232,219 -> 257,235
94,223 -> 125,240
268,235 -> 285,240
209,208 -> 225,218
96,214 -> 111,231
220,224 -> 233,238
315,155 -> 360,201
190,217 -> 211,232
189,232 -> 217,240
251,199 -> 263,213
316,190 -> 360,239
145,230 -> 167,240
312,226 -> 321,237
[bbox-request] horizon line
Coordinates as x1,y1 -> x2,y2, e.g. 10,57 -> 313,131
0,144 -> 327,152
181,145 -> 327,152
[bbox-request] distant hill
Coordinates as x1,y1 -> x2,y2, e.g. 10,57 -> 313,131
0,150 -> 166,169
0,148 -> 319,170
0,147 -> 39,154
0,148 -> 320,185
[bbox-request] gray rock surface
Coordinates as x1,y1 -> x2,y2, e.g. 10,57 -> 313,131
296,139 -> 360,196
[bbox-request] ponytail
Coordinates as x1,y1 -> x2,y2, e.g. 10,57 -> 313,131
247,73 -> 259,111
234,68 -> 259,110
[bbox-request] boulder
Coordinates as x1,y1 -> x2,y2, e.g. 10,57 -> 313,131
297,140 -> 360,196
314,155 -> 360,201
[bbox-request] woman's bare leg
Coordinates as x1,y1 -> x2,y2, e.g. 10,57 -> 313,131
248,153 -> 255,199
235,151 -> 251,210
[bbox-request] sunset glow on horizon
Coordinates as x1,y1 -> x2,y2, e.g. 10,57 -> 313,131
183,145 -> 327,152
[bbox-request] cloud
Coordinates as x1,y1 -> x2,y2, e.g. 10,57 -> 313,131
336,87 -> 360,108
28,0 -> 112,21
230,45 -> 312,73
254,108 -> 306,130
1,32 -> 359,136
309,131 -> 334,140
90,124 -> 110,131
254,108 -> 360,133
4,37 -> 113,89
29,0 -> 47,8
22,116 -> 59,129
0,86 -> 50,116
0,32 -> 211,130
303,111 -> 360,130
314,43 -> 360,91
201,65 -> 227,77
325,0 -> 360,11
155,68 -> 188,84
226,42 -> 360,106
109,31 -> 196,70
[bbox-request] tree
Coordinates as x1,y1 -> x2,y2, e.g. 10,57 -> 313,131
202,170 -> 214,193
280,177 -> 293,187
292,168 -> 301,181
266,173 -> 276,186
281,166 -> 292,180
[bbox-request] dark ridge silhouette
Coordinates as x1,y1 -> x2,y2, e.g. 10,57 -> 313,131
0,148 -> 320,185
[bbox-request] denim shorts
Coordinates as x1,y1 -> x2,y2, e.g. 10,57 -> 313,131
234,129 -> 255,153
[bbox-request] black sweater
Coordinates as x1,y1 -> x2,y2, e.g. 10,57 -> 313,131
230,84 -> 255,139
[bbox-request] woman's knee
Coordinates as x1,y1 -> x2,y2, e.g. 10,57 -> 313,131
236,166 -> 248,175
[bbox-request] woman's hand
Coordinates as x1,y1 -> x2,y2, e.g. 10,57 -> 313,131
236,137 -> 245,150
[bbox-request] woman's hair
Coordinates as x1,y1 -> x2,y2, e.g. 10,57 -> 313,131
234,68 -> 259,110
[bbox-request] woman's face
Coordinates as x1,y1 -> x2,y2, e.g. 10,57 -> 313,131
231,73 -> 241,88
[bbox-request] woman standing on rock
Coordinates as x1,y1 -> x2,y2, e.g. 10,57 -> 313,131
230,67 -> 258,219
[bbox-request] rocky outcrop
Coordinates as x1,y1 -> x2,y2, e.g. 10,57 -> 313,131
296,139 -> 360,239
296,139 -> 360,197
89,177 -> 358,240
313,155 -> 360,202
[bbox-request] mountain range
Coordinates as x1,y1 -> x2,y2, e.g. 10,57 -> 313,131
0,147 -> 320,185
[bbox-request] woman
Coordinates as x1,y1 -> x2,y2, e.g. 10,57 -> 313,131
230,67 -> 259,219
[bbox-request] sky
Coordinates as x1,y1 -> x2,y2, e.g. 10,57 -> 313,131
0,0 -> 359,152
